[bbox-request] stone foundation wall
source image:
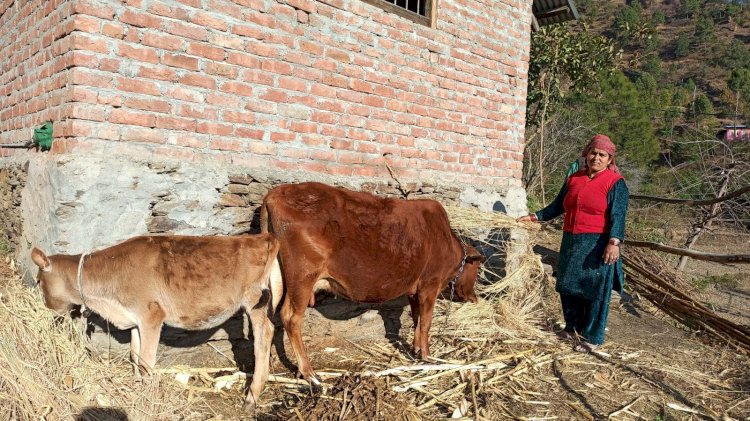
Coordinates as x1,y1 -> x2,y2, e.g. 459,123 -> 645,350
18,151 -> 524,282
0,161 -> 29,254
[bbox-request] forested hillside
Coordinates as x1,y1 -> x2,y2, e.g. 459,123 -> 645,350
524,0 -> 750,234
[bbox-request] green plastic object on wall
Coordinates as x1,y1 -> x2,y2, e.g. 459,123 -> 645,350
33,122 -> 54,151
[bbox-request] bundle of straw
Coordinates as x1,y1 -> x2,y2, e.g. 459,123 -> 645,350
435,206 -> 548,341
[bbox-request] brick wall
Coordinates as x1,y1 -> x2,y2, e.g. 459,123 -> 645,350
0,0 -> 76,152
1,0 -> 531,189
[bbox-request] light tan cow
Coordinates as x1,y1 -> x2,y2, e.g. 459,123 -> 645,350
30,234 -> 283,408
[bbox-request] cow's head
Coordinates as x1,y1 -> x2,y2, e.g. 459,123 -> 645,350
30,247 -> 75,316
455,244 -> 482,304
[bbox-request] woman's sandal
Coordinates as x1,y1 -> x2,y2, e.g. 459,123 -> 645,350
573,342 -> 600,353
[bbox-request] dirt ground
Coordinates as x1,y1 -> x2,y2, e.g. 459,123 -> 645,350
5,225 -> 750,420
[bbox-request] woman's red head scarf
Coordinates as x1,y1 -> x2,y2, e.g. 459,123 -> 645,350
581,134 -> 619,173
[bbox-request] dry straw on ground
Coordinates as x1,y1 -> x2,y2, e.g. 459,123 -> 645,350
0,263 -> 210,421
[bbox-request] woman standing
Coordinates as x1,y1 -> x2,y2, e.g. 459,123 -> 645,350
518,134 -> 629,352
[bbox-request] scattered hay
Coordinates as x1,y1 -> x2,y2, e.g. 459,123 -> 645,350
284,375 -> 422,421
0,268 -> 209,421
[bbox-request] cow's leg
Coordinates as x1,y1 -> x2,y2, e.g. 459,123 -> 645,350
416,290 -> 439,360
408,295 -> 422,354
244,304 -> 275,409
130,328 -> 142,373
280,291 -> 318,383
137,302 -> 166,372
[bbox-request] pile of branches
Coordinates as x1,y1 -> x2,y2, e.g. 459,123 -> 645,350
622,249 -> 750,353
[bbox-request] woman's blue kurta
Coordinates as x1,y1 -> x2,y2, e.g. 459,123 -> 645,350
535,178 -> 629,302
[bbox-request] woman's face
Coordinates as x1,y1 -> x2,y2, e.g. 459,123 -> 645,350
587,147 -> 613,173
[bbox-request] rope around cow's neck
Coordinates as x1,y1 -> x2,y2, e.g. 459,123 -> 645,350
439,240 -> 467,336
77,253 -> 92,317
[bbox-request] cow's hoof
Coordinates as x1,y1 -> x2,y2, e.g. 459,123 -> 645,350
242,398 -> 257,412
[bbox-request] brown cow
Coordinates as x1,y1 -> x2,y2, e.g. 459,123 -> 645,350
261,182 -> 482,381
30,234 -> 282,408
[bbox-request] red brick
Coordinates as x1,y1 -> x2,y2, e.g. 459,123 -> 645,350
155,115 -> 197,131
187,42 -> 225,61
117,43 -> 159,64
260,89 -> 287,103
290,121 -> 317,133
97,92 -> 124,107
313,59 -> 338,72
227,52 -> 260,69
74,0 -> 115,19
70,51 -> 99,69
71,33 -> 109,54
167,21 -> 208,41
209,33 -> 245,50
209,137 -> 244,152
179,73 -> 217,89
206,92 -> 239,107
175,0 -> 201,7
148,2 -> 190,20
142,32 -> 184,51
116,76 -> 161,96
236,127 -> 264,139
99,58 -> 122,73
197,121 -> 233,135
73,15 -> 100,33
231,24 -> 263,39
71,86 -> 98,103
241,68 -> 275,86
166,86 -> 203,103
270,131 -> 296,142
247,142 -> 276,155
176,104 -> 217,120
325,48 -> 350,63
223,110 -> 256,124
278,76 -> 307,92
205,62 -> 238,78
220,81 -> 253,96
72,104 -> 107,121
191,10 -> 229,31
245,11 -> 277,28
102,22 -> 126,39
110,109 -> 156,127
120,9 -> 163,29
137,65 -> 178,82
71,68 -> 112,88
124,97 -> 171,113
350,79 -> 374,94
121,126 -> 166,143
246,41 -> 281,58
162,53 -> 200,71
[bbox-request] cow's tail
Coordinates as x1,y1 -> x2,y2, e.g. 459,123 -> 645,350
262,236 -> 283,314
260,201 -> 269,234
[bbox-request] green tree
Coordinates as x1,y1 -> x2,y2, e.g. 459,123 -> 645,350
720,39 -> 750,70
694,15 -> 716,44
729,68 -> 750,115
674,33 -> 691,58
641,55 -> 662,79
651,10 -> 666,25
679,0 -> 701,18
573,71 -> 660,167
527,23 -> 620,126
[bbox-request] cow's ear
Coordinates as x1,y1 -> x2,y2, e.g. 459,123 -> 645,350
31,247 -> 52,272
466,249 -> 484,263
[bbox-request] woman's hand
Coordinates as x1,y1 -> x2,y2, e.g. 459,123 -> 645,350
516,214 -> 538,223
603,244 -> 619,265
